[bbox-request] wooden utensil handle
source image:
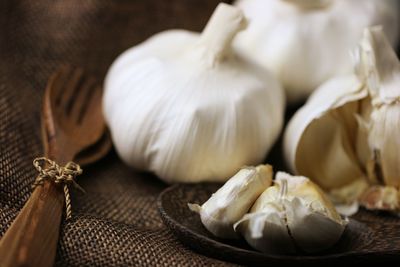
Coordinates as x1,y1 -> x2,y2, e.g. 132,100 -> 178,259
0,179 -> 64,267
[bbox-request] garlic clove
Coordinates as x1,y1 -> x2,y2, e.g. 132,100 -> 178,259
329,178 -> 370,204
189,164 -> 272,238
359,185 -> 399,211
354,100 -> 373,176
280,173 -> 347,253
234,181 -> 296,253
368,105 -> 400,188
275,172 -> 341,221
284,26 -> 400,212
359,27 -> 400,188
329,178 -> 369,216
284,197 -> 347,253
283,75 -> 368,191
234,206 -> 296,254
235,172 -> 346,253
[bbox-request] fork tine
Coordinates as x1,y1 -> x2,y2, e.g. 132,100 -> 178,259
80,84 -> 103,127
51,65 -> 72,106
70,75 -> 97,123
46,65 -> 72,124
61,67 -> 85,115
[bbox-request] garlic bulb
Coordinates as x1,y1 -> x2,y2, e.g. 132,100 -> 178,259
234,172 -> 347,253
188,164 -> 272,238
284,27 -> 400,213
103,3 -> 284,183
234,0 -> 399,102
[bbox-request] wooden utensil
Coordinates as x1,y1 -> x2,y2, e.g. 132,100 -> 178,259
0,66 -> 109,267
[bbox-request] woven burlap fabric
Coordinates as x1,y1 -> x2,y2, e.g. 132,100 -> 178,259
0,1 -> 238,266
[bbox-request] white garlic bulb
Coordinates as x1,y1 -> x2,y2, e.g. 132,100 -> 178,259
103,3 -> 284,183
284,27 -> 400,213
234,172 -> 347,253
234,0 -> 399,102
189,165 -> 273,238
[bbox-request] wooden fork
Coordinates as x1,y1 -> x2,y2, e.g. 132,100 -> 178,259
0,66 -> 110,267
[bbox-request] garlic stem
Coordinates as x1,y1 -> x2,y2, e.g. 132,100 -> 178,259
279,179 -> 288,201
282,0 -> 332,9
198,3 -> 247,64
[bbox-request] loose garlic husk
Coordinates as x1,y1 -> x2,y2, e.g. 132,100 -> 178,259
284,26 -> 400,214
103,3 -> 284,183
234,172 -> 347,253
234,0 -> 399,102
188,165 -> 272,238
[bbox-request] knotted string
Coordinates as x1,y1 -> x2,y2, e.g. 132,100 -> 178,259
32,157 -> 84,220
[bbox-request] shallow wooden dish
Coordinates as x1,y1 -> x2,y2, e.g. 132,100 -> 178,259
158,183 -> 400,265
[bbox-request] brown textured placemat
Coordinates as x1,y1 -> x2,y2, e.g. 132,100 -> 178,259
0,0 -> 238,266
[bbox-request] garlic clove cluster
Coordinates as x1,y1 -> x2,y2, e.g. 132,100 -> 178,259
190,167 -> 346,253
234,0 -> 399,102
235,172 -> 346,253
284,26 -> 400,213
104,3 -> 284,183
189,164 -> 273,238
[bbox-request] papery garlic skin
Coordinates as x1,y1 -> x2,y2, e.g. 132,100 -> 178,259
235,172 -> 346,253
234,0 -> 399,102
189,165 -> 272,238
284,27 -> 400,213
104,3 -> 284,183
359,28 -> 400,189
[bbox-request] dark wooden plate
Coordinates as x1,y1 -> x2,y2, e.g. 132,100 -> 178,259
158,183 -> 400,265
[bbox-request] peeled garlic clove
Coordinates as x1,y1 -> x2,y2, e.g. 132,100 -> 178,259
284,27 -> 400,212
234,0 -> 399,102
104,3 -> 284,183
189,164 -> 272,238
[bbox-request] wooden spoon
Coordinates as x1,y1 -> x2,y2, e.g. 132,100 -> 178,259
0,66 -> 110,267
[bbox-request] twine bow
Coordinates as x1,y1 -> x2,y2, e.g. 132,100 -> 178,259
32,157 -> 84,219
